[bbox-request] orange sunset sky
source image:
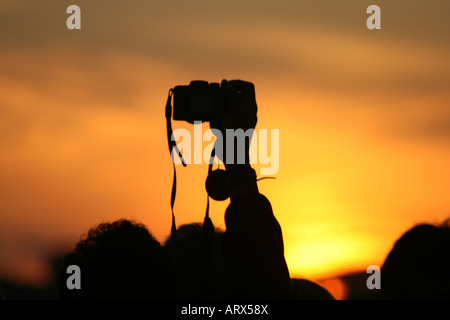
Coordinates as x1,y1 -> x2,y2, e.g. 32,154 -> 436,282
0,0 -> 449,289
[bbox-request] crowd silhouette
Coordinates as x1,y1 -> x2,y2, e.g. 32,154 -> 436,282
5,79 -> 448,300
58,219 -> 177,299
56,216 -> 450,300
381,219 -> 450,299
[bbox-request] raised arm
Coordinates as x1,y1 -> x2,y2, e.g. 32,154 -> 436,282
210,79 -> 290,299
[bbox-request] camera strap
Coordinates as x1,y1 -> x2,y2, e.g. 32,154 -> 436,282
165,89 -> 186,241
203,148 -> 215,262
165,88 -> 215,267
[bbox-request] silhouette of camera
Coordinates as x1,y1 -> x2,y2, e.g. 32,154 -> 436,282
172,80 -> 227,124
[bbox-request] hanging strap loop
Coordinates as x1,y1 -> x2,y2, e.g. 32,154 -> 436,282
165,89 -> 186,240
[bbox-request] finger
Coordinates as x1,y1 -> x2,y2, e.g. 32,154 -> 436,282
229,80 -> 257,115
228,79 -> 255,97
221,79 -> 241,113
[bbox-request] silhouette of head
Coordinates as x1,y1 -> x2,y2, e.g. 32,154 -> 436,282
381,219 -> 450,299
163,222 -> 225,299
58,219 -> 176,299
290,278 -> 335,300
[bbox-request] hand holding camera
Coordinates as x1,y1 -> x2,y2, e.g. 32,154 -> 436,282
172,79 -> 258,168
167,79 -> 259,211
210,79 -> 258,135
168,79 -> 266,289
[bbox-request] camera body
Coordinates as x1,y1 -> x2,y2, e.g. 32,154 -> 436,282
172,80 -> 227,124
